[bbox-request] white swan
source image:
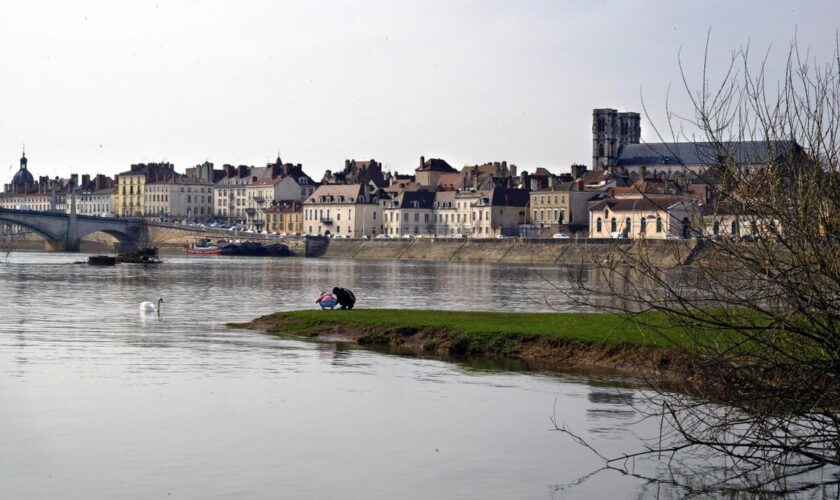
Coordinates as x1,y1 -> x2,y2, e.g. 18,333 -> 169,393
140,298 -> 163,314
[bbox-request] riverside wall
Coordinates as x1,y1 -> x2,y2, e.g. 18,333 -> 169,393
5,223 -> 701,266
309,238 -> 703,267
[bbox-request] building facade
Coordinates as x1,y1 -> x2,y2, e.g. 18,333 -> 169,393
588,197 -> 694,239
382,191 -> 436,237
264,201 -> 304,235
303,184 -> 382,237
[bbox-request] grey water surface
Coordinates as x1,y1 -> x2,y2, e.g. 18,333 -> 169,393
1,253 -> 656,499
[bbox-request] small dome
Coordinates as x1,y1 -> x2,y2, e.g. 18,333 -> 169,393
12,167 -> 34,185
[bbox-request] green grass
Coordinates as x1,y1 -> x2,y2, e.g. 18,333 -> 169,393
230,309 -> 691,351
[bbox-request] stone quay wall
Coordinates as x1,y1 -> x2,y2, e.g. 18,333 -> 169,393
6,223 -> 702,267
309,237 -> 702,267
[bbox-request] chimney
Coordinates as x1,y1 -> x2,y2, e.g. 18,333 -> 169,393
509,165 -> 517,178
420,156 -> 425,169
345,159 -> 351,171
271,164 -> 282,178
224,164 -> 235,178
576,180 -> 584,191
548,176 -> 555,189
237,165 -> 248,177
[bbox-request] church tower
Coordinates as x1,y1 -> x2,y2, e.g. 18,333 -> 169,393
592,109 -> 641,171
592,109 -> 619,170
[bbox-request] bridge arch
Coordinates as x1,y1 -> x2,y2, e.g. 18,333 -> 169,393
76,225 -> 138,243
0,215 -> 61,241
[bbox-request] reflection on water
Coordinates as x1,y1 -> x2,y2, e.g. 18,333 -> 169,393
0,252 -> 792,499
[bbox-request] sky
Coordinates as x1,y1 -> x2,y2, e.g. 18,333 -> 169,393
0,0 -> 837,181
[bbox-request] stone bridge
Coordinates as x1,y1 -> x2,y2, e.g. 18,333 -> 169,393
0,208 -> 146,252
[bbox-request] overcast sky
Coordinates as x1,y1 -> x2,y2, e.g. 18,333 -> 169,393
0,0 -> 837,180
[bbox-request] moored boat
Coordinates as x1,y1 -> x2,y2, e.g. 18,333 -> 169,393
184,239 -> 225,255
184,239 -> 290,257
88,255 -> 116,266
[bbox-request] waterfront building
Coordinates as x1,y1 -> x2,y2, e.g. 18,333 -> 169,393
213,158 -> 317,225
382,190 -> 436,237
432,190 -> 458,236
588,196 -> 695,239
116,162 -> 175,217
0,192 -> 62,212
264,201 -> 304,235
145,175 -> 214,220
78,188 -> 116,216
453,187 -> 530,238
303,184 -> 382,237
530,185 -> 571,236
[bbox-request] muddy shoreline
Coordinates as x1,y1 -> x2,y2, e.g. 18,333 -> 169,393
236,313 -> 707,388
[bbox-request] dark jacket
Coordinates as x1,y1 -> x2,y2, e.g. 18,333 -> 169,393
332,287 -> 356,309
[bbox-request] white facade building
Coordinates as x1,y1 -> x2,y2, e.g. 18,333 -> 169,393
303,184 -> 382,238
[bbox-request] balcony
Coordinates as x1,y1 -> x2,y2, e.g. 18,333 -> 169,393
320,217 -> 333,224
254,196 -> 265,203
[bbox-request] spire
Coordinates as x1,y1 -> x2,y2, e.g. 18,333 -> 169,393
20,144 -> 27,169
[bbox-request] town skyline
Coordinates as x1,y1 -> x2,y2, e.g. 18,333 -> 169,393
2,1 -> 837,180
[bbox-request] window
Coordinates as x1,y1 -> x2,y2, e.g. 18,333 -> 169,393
553,209 -> 558,222
625,217 -> 632,235
640,217 -> 647,233
560,210 -> 565,224
610,217 -> 617,233
731,220 -> 739,236
414,213 -> 419,222
713,221 -> 720,235
596,217 -> 602,232
656,216 -> 663,233
533,209 -> 538,221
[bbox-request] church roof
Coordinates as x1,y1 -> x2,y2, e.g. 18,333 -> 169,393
616,141 -> 799,167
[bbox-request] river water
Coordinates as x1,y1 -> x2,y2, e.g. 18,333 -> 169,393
0,253 -> 679,498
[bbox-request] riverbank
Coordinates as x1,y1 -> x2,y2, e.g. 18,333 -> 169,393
230,309 -> 707,385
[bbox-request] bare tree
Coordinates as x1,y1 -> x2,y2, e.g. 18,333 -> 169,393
559,35 -> 840,494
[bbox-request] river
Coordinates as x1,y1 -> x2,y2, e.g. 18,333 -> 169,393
0,253 -> 701,498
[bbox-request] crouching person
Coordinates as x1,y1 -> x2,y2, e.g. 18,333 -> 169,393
332,287 -> 356,310
316,291 -> 337,310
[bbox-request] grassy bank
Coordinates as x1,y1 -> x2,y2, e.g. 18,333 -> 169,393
229,309 -> 706,382
230,309 -> 684,349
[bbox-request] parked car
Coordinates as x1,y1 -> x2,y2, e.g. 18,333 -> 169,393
374,234 -> 390,239
451,233 -> 464,239
401,234 -> 413,239
552,233 -> 570,239
496,234 -> 508,239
